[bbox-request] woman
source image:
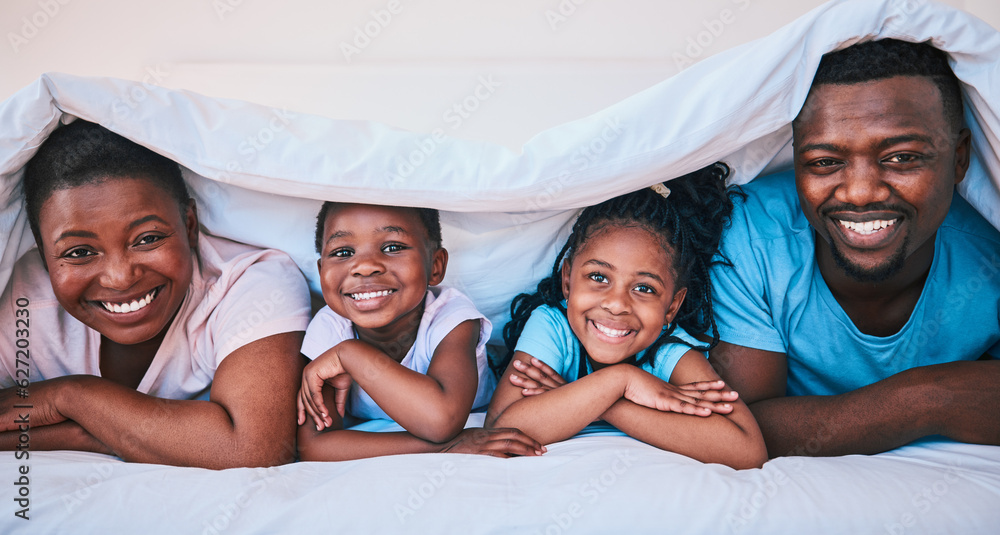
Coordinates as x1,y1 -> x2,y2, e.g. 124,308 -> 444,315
0,120 -> 311,468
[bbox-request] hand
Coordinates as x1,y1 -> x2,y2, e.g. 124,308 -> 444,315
0,376 -> 80,432
509,357 -> 567,396
440,427 -> 547,457
621,368 -> 738,417
297,347 -> 348,430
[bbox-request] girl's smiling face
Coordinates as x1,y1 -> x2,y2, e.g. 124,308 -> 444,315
318,204 -> 446,337
38,177 -> 198,346
561,224 -> 686,366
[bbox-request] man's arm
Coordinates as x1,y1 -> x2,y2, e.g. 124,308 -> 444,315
0,332 -> 303,468
710,342 -> 1000,457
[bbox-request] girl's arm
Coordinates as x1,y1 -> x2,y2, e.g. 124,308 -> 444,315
600,351 -> 767,469
0,331 -> 304,468
301,320 -> 482,443
298,384 -> 545,461
486,351 -> 640,443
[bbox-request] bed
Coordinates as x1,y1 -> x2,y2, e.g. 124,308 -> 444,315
2,0 -> 999,533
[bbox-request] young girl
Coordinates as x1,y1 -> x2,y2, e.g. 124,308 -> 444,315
297,202 -> 545,460
485,164 -> 767,469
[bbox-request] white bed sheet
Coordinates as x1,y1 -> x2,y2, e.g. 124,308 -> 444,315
1,0 -> 999,533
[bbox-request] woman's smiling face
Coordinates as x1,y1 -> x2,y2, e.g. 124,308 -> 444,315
37,176 -> 198,345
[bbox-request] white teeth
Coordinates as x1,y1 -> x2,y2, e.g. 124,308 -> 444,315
350,290 -> 394,301
593,321 -> 630,338
839,219 -> 896,236
101,289 -> 157,314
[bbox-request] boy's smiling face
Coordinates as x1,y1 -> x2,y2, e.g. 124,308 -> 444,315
318,204 -> 447,337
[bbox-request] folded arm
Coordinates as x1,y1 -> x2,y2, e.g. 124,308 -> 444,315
709,342 -> 1000,457
0,331 -> 304,468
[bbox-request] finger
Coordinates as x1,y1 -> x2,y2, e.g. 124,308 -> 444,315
296,389 -> 307,425
487,428 -> 546,455
299,388 -> 324,430
677,380 -> 729,392
530,358 -> 567,385
333,383 -> 349,419
520,387 -> 548,396
514,359 -> 561,389
509,372 -> 543,390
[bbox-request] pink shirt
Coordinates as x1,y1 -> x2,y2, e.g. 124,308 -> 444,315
0,233 -> 311,400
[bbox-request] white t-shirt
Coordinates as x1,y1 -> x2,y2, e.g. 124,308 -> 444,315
300,286 -> 496,421
0,232 -> 311,400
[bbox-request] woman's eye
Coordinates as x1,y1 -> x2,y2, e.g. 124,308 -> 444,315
136,235 -> 164,246
587,272 -> 608,283
382,243 -> 406,253
63,248 -> 95,259
331,248 -> 353,258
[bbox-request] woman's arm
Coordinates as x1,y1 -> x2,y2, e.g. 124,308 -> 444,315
0,420 -> 112,455
301,320 -> 482,443
601,351 -> 767,469
298,384 -> 545,461
0,331 -> 304,468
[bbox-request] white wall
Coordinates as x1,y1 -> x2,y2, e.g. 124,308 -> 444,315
3,0 -> 997,147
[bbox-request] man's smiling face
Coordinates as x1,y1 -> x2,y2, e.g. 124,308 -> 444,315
792,75 -> 970,282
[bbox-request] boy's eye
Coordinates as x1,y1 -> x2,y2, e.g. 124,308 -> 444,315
330,248 -> 354,258
884,153 -> 921,164
587,272 -> 608,284
382,243 -> 407,253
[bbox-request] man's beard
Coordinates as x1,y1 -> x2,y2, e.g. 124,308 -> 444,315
828,235 -> 910,283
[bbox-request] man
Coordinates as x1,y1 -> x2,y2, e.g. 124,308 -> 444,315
710,39 -> 1000,457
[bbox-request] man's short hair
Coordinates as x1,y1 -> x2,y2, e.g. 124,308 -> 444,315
809,38 -> 964,132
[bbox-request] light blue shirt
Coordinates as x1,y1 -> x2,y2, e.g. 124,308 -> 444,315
711,171 -> 1000,396
514,304 -> 704,383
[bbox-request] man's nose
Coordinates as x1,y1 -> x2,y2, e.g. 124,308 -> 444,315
835,161 -> 891,208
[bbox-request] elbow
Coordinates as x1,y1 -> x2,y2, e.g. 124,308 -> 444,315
412,412 -> 467,444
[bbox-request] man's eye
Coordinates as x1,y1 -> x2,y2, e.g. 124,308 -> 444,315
331,248 -> 353,258
811,158 -> 839,167
588,273 -> 608,283
885,153 -> 920,164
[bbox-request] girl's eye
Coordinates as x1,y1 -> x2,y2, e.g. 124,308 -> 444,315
587,272 -> 608,284
331,248 -> 353,258
634,284 -> 655,294
382,243 -> 407,253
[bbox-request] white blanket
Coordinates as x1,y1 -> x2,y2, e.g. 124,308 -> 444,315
1,0 -> 998,533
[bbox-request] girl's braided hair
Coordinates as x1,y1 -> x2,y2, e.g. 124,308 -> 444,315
496,162 -> 741,376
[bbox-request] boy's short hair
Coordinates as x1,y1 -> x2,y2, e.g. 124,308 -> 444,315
808,38 -> 964,132
23,119 -> 190,250
314,202 -> 443,254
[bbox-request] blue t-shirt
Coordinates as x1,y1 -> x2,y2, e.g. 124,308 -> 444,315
514,304 -> 704,383
711,171 -> 1000,397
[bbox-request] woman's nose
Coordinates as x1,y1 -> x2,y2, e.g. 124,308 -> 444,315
99,252 -> 141,290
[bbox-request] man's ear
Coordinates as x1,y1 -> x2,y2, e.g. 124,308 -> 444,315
953,127 -> 972,185
184,199 -> 199,250
664,287 -> 688,325
561,259 -> 572,299
428,247 -> 448,286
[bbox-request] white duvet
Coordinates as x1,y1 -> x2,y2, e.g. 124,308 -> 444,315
1,0 -> 998,533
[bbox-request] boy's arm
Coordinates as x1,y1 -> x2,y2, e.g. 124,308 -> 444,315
709,342 -> 1000,457
599,351 -> 767,469
324,320 -> 481,443
297,384 -> 544,460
